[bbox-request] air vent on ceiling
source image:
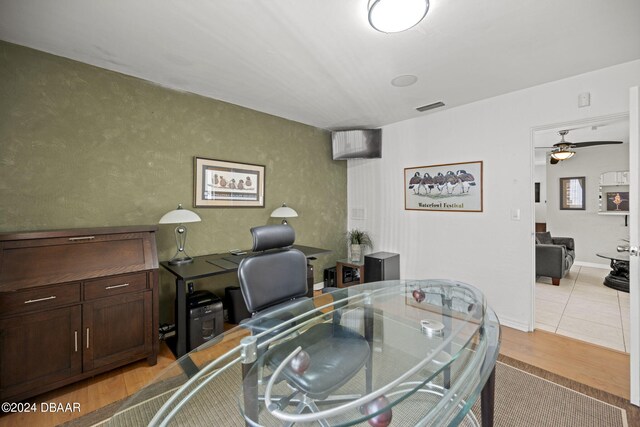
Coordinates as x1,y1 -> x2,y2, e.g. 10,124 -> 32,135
416,101 -> 445,112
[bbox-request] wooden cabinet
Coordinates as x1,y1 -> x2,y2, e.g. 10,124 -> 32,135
0,226 -> 159,402
598,170 -> 630,215
0,306 -> 82,401
535,223 -> 547,233
83,290 -> 153,371
600,171 -> 629,186
336,259 -> 365,288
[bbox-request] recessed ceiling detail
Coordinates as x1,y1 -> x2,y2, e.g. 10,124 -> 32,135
391,75 -> 418,87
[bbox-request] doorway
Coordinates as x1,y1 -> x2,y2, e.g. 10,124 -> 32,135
531,114 -> 630,352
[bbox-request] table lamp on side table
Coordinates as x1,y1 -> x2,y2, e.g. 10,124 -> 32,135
159,204 -> 201,265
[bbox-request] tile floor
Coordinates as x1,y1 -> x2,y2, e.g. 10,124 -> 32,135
536,265 -> 630,352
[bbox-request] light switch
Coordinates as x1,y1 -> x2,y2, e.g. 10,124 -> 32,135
511,209 -> 521,221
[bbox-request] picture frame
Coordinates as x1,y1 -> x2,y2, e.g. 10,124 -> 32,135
559,177 -> 585,210
194,157 -> 265,208
606,191 -> 629,212
404,161 -> 483,212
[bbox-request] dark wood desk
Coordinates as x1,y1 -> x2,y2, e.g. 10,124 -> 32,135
161,245 -> 330,357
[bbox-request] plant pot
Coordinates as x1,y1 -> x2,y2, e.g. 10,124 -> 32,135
350,244 -> 362,262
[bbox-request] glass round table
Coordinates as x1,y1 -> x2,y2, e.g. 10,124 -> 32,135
107,280 -> 500,427
596,252 -> 630,292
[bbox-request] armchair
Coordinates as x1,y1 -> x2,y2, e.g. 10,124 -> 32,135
535,232 -> 575,286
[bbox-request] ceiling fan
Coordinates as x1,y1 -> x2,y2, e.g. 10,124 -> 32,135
539,130 -> 623,164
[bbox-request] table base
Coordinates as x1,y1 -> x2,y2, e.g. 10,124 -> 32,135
603,260 -> 629,293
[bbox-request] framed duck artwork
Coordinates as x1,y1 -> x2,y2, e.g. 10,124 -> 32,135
194,157 -> 265,208
404,161 -> 483,212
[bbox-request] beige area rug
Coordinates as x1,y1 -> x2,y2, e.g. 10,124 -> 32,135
61,355 -> 635,427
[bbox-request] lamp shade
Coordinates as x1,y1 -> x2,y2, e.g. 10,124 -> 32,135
550,149 -> 575,161
368,0 -> 429,33
270,203 -> 298,219
159,204 -> 201,224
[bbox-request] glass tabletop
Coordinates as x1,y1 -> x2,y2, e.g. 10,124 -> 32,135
107,280 -> 500,427
596,251 -> 630,262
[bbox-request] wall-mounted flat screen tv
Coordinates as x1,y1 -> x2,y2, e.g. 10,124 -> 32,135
331,129 -> 382,160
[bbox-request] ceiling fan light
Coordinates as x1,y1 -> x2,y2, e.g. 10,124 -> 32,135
368,0 -> 429,33
550,149 -> 575,161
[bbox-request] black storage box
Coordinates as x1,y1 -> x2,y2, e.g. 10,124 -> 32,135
364,252 -> 400,283
225,286 -> 252,324
323,267 -> 336,288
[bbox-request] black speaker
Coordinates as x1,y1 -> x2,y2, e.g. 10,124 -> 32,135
364,252 -> 400,283
187,291 -> 223,352
225,286 -> 251,324
323,267 -> 336,287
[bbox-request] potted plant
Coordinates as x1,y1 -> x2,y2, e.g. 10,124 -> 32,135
346,229 -> 373,262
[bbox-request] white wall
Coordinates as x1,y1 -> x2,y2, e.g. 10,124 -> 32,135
546,144 -> 629,265
348,60 -> 640,331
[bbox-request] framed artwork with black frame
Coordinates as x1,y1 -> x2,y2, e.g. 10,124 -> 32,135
194,157 -> 265,208
606,191 -> 629,212
559,177 -> 585,210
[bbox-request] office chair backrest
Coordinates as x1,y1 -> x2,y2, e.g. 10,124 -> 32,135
238,225 -> 308,314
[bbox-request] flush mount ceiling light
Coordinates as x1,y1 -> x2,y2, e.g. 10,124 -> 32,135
550,148 -> 576,161
368,0 -> 430,33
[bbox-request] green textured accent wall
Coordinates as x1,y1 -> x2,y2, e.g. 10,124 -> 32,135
0,41 -> 347,323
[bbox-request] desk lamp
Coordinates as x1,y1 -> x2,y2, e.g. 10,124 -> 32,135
159,204 -> 201,265
270,203 -> 298,225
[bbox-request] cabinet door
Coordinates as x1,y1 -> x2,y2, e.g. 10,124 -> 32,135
619,171 -> 630,185
0,306 -> 82,401
83,291 -> 152,371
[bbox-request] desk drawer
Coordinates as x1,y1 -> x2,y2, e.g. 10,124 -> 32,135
0,283 -> 81,316
84,272 -> 147,300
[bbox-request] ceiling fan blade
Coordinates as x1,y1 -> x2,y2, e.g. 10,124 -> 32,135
535,146 -> 557,149
549,157 -> 559,165
571,141 -> 623,148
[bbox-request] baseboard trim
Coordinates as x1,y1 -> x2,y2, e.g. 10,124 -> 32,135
499,315 -> 531,332
574,261 -> 610,270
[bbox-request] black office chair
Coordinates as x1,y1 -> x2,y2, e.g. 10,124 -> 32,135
238,224 -> 370,417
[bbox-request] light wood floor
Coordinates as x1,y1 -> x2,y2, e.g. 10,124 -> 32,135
0,326 -> 631,427
501,327 -> 630,399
